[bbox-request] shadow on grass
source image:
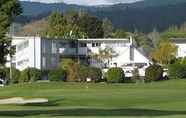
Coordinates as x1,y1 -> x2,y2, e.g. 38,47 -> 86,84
0,108 -> 186,117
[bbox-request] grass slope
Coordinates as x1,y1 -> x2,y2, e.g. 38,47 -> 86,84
0,80 -> 186,118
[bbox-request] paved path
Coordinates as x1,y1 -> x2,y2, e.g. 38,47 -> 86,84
0,97 -> 48,104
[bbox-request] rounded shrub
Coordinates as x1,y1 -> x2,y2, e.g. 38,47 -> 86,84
48,69 -> 66,81
145,64 -> 163,82
77,65 -> 102,82
106,67 -> 125,83
168,63 -> 186,79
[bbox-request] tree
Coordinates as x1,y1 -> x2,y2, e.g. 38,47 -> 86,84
0,0 -> 22,65
151,40 -> 177,65
77,13 -> 104,38
17,19 -> 48,36
112,29 -> 127,38
102,18 -> 113,38
44,11 -> 87,39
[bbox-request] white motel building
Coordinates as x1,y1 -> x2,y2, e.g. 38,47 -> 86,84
6,36 -> 151,77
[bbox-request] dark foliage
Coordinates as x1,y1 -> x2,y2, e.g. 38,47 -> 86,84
145,64 -> 164,82
106,67 -> 125,83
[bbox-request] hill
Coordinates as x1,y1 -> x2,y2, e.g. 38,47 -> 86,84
16,0 -> 186,32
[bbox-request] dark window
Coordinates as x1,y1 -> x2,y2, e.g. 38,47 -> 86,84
96,43 -> 101,47
92,43 -> 101,47
92,43 -> 96,47
69,42 -> 76,48
80,43 -> 87,47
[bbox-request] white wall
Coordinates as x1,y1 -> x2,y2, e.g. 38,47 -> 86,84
175,43 -> 186,58
9,37 -> 42,71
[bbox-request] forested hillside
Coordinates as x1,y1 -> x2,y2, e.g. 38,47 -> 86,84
16,0 -> 186,32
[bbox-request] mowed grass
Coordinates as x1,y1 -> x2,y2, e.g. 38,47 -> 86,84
0,80 -> 186,118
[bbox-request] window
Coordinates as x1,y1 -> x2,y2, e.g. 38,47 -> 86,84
69,41 -> 76,48
96,43 -> 101,47
92,43 -> 96,47
92,42 -> 101,47
17,41 -> 29,52
42,56 -> 46,68
17,59 -> 29,66
80,43 -> 87,47
51,56 -> 57,66
52,41 -> 57,54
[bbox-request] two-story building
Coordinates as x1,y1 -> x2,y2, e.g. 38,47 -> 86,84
6,36 -> 151,77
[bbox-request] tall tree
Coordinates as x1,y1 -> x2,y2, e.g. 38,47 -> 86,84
151,40 -> 177,65
77,13 -> 104,38
44,11 -> 87,39
102,18 -> 113,38
0,0 -> 22,65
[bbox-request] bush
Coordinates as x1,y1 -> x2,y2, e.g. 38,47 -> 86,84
48,69 -> 66,81
106,67 -> 125,83
0,68 -> 7,80
88,66 -> 102,82
29,68 -> 42,82
77,65 -> 102,82
4,68 -> 20,84
19,68 -> 30,83
168,63 -> 186,79
77,64 -> 88,82
19,68 -> 41,83
145,64 -> 163,82
59,59 -> 78,82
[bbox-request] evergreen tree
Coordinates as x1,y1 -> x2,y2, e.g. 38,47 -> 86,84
0,0 -> 22,65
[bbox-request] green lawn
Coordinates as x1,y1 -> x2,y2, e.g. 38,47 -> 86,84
0,80 -> 186,118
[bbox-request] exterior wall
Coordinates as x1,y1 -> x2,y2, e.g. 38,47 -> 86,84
7,37 -> 42,71
41,39 -> 60,70
175,43 -> 186,58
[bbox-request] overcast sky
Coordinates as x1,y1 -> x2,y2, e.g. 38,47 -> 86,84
20,0 -> 143,6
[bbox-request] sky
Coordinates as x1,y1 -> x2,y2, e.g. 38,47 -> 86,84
20,0 -> 143,6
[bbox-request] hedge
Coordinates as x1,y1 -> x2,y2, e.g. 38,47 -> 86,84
168,63 -> 186,79
48,69 -> 66,81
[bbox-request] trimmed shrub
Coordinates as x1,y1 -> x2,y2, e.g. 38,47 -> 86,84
106,67 -> 125,83
145,64 -> 163,82
168,63 -> 186,79
48,69 -> 66,81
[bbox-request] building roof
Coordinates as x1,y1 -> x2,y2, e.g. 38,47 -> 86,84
78,38 -> 129,41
